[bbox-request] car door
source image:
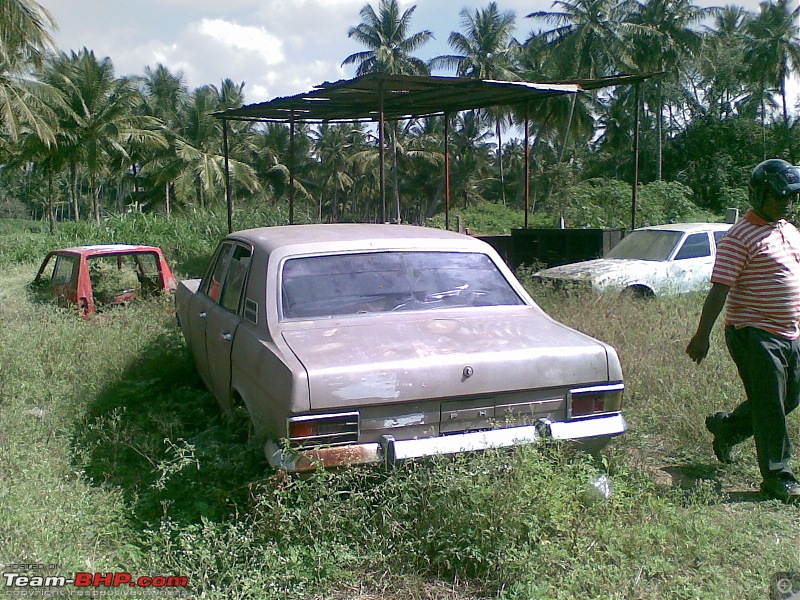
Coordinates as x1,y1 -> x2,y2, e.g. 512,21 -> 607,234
204,243 -> 253,410
186,243 -> 235,389
668,232 -> 713,293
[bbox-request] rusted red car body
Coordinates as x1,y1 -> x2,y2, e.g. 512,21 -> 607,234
33,244 -> 177,316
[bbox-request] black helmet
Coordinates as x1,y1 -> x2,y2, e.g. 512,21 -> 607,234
749,159 -> 800,208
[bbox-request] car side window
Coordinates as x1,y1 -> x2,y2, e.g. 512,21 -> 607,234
36,255 -> 75,288
674,233 -> 711,260
713,231 -> 726,248
53,256 -> 76,284
219,245 -> 252,313
201,243 -> 235,301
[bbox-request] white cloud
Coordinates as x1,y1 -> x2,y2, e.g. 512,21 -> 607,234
195,19 -> 284,65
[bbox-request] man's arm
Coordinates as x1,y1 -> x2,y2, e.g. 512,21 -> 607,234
686,282 -> 731,364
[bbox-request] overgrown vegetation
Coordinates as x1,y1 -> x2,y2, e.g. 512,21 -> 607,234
1,215 -> 799,599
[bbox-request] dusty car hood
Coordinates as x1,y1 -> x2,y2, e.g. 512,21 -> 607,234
538,258 -> 665,288
281,307 -> 613,410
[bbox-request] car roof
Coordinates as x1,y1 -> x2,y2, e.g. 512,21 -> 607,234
634,222 -> 732,233
53,244 -> 164,256
228,224 -> 487,254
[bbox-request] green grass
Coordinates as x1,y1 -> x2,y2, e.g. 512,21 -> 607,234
1,214 -> 799,599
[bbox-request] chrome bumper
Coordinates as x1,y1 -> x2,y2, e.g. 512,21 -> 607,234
266,412 -> 627,472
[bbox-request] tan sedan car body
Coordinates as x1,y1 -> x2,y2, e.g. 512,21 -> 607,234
176,224 -> 626,471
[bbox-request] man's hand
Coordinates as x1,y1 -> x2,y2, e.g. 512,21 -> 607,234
686,333 -> 710,364
686,282 -> 730,365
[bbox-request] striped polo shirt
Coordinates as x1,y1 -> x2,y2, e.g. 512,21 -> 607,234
711,209 -> 800,339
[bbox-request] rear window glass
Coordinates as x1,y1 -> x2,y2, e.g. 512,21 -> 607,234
281,251 -> 524,319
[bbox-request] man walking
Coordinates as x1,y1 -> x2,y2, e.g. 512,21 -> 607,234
687,158 -> 800,503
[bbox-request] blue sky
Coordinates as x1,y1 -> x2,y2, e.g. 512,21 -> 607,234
40,0 -> 764,105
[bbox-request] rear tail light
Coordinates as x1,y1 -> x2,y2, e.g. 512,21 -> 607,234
569,383 -> 624,418
287,412 -> 359,447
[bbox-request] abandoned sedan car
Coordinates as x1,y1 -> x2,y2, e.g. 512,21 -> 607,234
535,222 -> 732,297
176,224 -> 626,471
33,244 -> 177,316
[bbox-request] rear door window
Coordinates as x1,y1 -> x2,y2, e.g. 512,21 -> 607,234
200,241 -> 252,313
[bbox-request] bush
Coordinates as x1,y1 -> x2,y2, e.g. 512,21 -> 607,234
564,178 -> 716,228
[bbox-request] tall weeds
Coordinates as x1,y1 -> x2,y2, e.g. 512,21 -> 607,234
0,217 -> 798,599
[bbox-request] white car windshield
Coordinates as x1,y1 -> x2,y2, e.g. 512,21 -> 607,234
605,230 -> 683,261
281,251 -> 524,319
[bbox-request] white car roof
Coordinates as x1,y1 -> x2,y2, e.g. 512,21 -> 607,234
634,222 -> 732,234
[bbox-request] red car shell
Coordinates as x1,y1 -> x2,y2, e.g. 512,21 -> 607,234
33,244 -> 177,316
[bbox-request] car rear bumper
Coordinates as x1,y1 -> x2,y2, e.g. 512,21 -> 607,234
266,412 -> 627,472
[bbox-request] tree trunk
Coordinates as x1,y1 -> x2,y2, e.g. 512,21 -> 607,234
70,164 -> 80,221
48,172 -> 54,234
93,177 -> 101,224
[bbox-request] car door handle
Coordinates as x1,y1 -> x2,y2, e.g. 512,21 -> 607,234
221,332 -> 233,342
199,311 -> 207,319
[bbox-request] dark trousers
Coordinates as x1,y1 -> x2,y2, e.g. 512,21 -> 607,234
724,326 -> 799,482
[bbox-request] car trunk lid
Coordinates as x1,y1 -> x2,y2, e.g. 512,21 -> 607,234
281,307 -> 611,411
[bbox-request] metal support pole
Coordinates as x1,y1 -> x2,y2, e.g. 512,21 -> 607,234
631,82 -> 641,231
222,118 -> 233,233
289,112 -> 296,225
445,113 -> 451,231
379,81 -> 386,223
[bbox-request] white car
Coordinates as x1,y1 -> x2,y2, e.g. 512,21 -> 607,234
534,223 -> 732,297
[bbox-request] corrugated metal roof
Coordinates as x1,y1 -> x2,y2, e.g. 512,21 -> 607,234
213,72 -> 656,123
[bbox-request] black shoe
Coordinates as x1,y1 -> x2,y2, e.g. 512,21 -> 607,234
760,478 -> 800,503
705,412 -> 733,464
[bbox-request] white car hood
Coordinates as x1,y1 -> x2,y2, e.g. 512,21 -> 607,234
282,307 -> 615,410
538,258 -> 665,288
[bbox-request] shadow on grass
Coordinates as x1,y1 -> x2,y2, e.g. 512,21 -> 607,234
661,462 -> 764,504
71,329 -> 267,529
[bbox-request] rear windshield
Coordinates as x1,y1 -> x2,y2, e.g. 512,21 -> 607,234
281,251 -> 524,319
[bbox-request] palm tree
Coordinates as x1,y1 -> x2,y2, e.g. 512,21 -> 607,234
699,6 -> 752,119
342,0 -> 433,222
0,0 -> 56,66
432,2 -> 518,205
449,111 -> 494,210
312,122 -> 358,221
526,0 -> 641,162
631,0 -> 708,179
742,0 -> 800,130
164,81 -> 259,211
42,49 -> 167,222
342,0 -> 432,76
0,0 -> 59,149
136,64 -> 188,215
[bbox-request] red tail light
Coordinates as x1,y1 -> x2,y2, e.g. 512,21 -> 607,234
287,412 -> 360,447
569,383 -> 624,418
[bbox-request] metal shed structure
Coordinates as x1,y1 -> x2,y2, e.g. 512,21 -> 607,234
213,72 -> 654,232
